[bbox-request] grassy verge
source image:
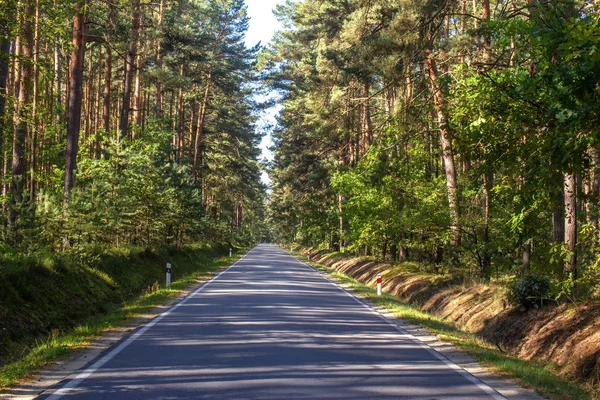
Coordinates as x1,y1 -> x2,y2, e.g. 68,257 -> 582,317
295,252 -> 595,400
0,246 -> 244,391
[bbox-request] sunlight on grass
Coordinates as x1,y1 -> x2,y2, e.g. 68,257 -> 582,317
299,253 -> 594,400
84,266 -> 118,287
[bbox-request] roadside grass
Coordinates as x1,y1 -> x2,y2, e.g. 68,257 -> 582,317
0,251 -> 242,391
297,253 -> 594,400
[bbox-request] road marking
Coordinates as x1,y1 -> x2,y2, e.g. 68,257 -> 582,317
43,249 -> 254,400
286,248 -> 507,400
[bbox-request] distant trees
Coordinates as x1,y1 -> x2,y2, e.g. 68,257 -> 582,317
266,0 -> 600,295
0,0 -> 267,251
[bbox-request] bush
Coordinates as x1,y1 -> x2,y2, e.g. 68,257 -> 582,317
508,274 -> 551,310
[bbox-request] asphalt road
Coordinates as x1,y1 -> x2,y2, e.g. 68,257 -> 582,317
40,244 -> 506,400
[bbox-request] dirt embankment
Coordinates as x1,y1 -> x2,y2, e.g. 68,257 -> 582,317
302,248 -> 600,386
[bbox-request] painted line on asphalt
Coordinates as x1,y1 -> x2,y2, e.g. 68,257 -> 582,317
43,248 -> 255,400
284,247 -> 506,400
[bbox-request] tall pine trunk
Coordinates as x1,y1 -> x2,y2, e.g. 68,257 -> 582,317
361,80 -> 372,156
193,77 -> 211,184
8,1 -> 34,243
64,2 -> 86,206
564,172 -> 577,278
553,179 -> 565,242
480,0 -> 492,277
587,148 -> 599,234
0,37 -> 10,201
425,47 -> 460,246
29,0 -> 40,202
482,173 -> 492,275
119,0 -> 141,139
176,64 -> 184,163
155,0 -> 165,116
133,12 -> 144,134
102,45 -> 111,137
102,4 -> 114,138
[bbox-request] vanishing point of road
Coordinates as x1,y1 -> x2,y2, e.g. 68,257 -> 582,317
40,244 -> 510,399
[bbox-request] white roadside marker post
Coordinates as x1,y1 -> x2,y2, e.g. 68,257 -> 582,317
308,250 -> 311,261
229,247 -> 232,257
377,273 -> 382,296
166,263 -> 172,288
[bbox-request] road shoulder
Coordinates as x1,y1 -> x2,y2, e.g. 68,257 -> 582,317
297,252 -> 546,400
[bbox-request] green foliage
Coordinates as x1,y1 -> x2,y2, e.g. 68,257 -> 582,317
0,0 -> 267,250
266,0 -> 600,295
508,274 -> 552,309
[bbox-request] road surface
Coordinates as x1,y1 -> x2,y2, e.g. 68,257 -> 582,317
40,244 -> 506,399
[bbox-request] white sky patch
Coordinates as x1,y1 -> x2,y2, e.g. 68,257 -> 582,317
244,0 -> 284,187
245,0 -> 283,49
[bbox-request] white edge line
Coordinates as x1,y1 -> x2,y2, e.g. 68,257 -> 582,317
286,248 -> 506,400
43,248 -> 254,400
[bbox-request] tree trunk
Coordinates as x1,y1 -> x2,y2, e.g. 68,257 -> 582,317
587,148 -> 599,233
93,45 -> 102,145
188,98 -> 196,163
361,80 -> 372,156
29,0 -> 40,202
8,1 -> 34,243
0,37 -> 11,204
522,239 -> 531,274
338,194 -> 345,252
84,46 -> 94,142
102,4 -> 114,138
460,0 -> 466,63
64,2 -> 86,206
439,15 -> 450,74
424,47 -> 460,246
103,45 -> 111,134
176,64 -> 184,163
390,243 -> 397,262
133,12 -> 144,132
119,0 -> 141,139
155,0 -> 165,116
434,243 -> 444,265
54,39 -> 62,117
399,232 -> 408,261
481,0 -> 491,65
6,35 -> 20,209
553,179 -> 565,242
481,172 -> 492,277
564,172 -> 577,278
479,0 -> 492,278
193,77 -> 211,184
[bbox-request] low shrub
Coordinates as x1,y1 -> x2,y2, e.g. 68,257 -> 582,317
508,274 -> 551,309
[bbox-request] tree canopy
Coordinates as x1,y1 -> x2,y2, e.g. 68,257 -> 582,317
0,0 -> 268,252
266,0 -> 600,296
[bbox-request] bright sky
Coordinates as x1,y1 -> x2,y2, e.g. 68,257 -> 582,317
244,0 -> 284,187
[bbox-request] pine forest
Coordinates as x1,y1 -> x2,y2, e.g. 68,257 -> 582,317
1,0 -> 600,396
266,0 -> 600,298
0,0 -> 266,251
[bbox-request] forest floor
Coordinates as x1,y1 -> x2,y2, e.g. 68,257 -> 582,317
295,246 -> 600,400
